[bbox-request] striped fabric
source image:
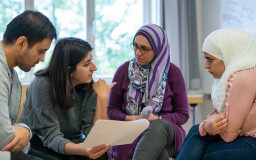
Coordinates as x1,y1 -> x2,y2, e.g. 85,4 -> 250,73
126,24 -> 171,115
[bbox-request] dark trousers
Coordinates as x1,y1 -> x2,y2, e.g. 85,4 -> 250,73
11,151 -> 43,160
29,135 -> 108,160
132,119 -> 176,160
175,124 -> 256,160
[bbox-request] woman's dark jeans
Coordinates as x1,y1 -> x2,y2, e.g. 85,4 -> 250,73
175,124 -> 256,160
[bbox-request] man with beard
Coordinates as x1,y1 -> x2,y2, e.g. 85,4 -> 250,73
0,10 -> 57,160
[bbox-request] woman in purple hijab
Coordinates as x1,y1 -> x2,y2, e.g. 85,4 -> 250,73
108,24 -> 189,160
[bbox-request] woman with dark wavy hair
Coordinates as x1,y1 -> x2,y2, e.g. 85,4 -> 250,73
19,37 -> 115,160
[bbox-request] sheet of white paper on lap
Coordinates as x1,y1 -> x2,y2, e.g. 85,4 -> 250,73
82,119 -> 149,148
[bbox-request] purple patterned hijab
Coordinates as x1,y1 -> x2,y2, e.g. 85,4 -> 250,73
126,24 -> 170,115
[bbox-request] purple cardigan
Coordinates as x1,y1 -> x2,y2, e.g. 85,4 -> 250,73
108,61 -> 189,159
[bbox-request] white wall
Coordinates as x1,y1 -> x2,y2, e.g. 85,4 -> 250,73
198,0 -> 222,94
164,0 -> 181,68
181,0 -> 223,133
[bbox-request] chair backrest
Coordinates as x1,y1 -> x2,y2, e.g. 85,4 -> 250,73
15,84 -> 28,123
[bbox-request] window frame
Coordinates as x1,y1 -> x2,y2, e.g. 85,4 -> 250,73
18,0 -> 154,84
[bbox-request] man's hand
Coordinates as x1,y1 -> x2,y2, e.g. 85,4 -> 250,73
1,126 -> 30,152
85,144 -> 110,159
204,113 -> 228,135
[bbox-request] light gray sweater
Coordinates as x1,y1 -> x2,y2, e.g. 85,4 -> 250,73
0,42 -> 31,152
19,76 -> 97,154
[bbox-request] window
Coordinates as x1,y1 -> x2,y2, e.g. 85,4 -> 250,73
94,0 -> 143,81
34,0 -> 87,72
0,0 -> 23,38
1,0 -> 147,84
0,0 -> 29,83
34,0 -> 143,84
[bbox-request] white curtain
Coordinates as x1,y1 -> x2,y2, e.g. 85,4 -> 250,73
143,0 -> 200,90
162,0 -> 199,89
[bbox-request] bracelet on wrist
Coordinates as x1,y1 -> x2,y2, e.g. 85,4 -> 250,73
157,115 -> 162,119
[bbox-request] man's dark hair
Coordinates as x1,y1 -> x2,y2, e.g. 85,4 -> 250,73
3,10 -> 57,48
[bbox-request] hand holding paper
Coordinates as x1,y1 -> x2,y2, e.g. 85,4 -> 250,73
82,119 -> 149,148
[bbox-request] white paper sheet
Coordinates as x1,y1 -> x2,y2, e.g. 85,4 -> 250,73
82,119 -> 149,148
0,151 -> 10,160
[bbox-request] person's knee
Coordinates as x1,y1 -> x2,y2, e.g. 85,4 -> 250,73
183,125 -> 202,145
187,124 -> 200,135
147,119 -> 170,136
